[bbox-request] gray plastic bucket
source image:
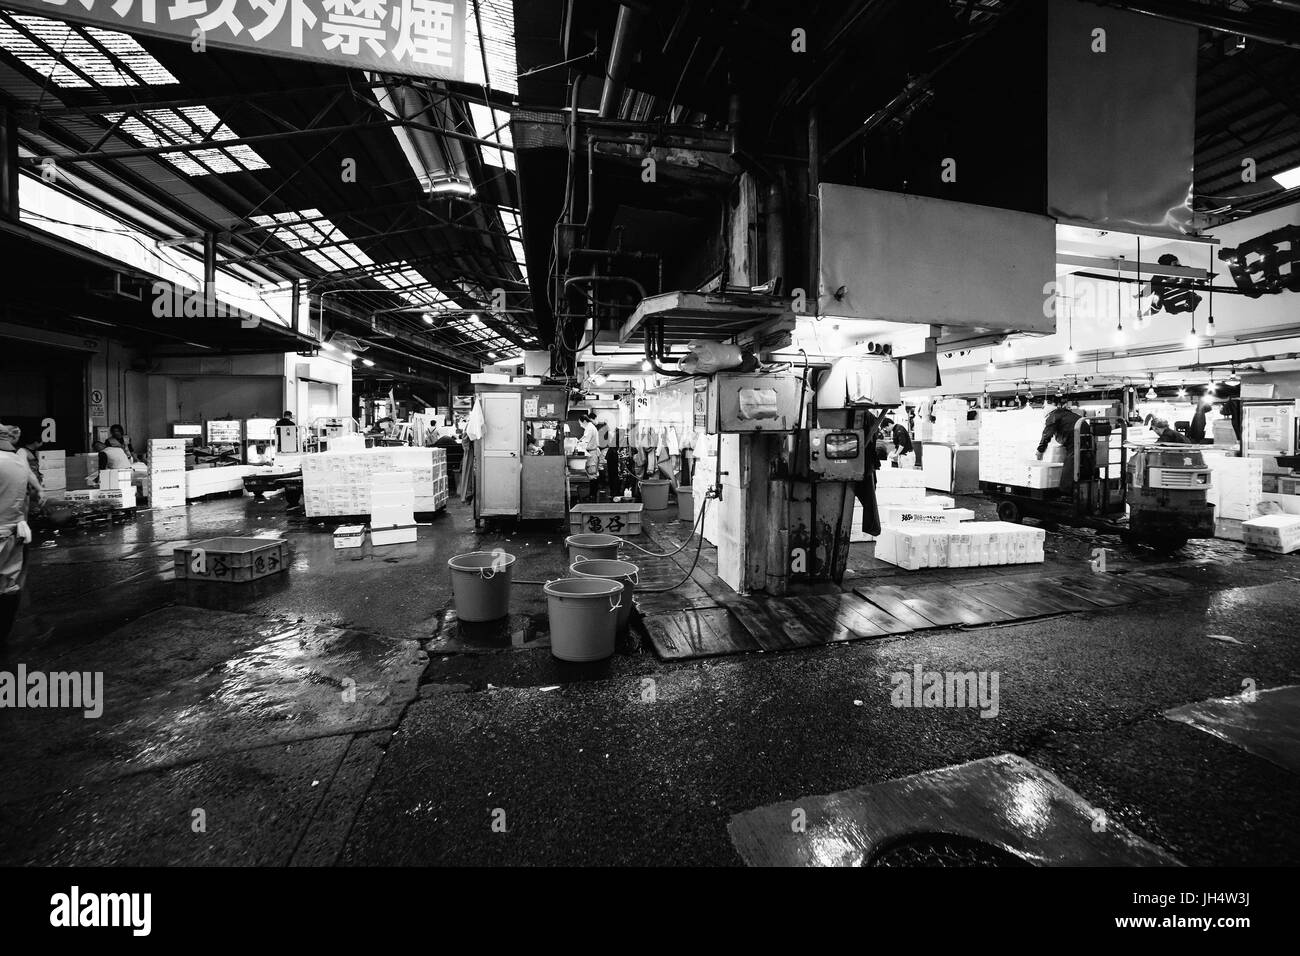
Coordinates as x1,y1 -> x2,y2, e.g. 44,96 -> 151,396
677,485 -> 694,523
566,532 -> 620,563
569,557 -> 639,634
640,478 -> 671,510
447,551 -> 515,622
544,577 -> 623,662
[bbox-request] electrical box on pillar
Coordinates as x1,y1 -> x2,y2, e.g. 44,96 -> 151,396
706,373 -> 802,433
808,429 -> 867,480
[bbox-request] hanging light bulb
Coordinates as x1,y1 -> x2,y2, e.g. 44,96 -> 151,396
1064,347 -> 1076,362
1114,320 -> 1126,344
640,359 -> 652,372
1004,339 -> 1014,357
1177,387 -> 1186,399
1185,322 -> 1199,349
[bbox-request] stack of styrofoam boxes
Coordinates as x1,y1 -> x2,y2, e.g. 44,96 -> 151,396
38,451 -> 66,494
99,467 -> 135,499
930,399 -> 980,445
874,526 -> 951,569
1241,514 -> 1300,554
875,521 -> 1045,570
852,468 -> 928,542
1206,454 -> 1264,540
149,438 -> 187,510
978,407 -> 1065,487
429,447 -> 449,510
302,447 -> 446,518
369,471 -> 417,546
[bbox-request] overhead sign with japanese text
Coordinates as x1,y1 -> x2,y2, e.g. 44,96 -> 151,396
8,0 -> 467,81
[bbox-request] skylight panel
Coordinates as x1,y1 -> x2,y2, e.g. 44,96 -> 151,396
105,106 -> 268,176
470,101 -> 515,171
0,15 -> 177,87
250,209 -> 373,272
464,0 -> 517,95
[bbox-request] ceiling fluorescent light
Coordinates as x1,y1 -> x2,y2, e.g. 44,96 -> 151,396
1272,164 -> 1300,190
427,176 -> 476,197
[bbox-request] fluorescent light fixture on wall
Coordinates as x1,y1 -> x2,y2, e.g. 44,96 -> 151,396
1273,164 -> 1300,190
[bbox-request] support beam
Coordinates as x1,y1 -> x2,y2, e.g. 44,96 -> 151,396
0,107 -> 18,224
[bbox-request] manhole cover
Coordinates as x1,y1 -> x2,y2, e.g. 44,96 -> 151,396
869,833 -> 1029,867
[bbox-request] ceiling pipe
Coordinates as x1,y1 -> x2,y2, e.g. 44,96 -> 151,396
599,4 -> 639,119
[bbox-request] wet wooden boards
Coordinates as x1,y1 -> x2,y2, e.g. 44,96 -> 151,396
643,569 -> 1200,661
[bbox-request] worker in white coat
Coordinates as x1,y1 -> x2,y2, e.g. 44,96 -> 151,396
580,413 -> 602,497
1,423 -> 44,643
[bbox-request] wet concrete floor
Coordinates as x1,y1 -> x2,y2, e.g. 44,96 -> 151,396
1,492 -> 1297,865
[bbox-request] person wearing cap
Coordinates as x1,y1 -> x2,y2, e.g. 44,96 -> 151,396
1149,417 -> 1189,444
0,423 -> 45,643
275,410 -> 296,429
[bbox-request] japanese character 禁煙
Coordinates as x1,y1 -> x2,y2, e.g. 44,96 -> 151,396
321,0 -> 388,57
390,0 -> 458,67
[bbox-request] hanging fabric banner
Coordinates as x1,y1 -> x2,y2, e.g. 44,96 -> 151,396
5,0 -> 467,81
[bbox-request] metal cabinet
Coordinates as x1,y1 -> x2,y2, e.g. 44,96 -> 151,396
473,386 -> 569,523
477,392 -> 522,516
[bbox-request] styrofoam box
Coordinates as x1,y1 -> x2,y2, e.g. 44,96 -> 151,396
875,521 -> 1044,570
876,468 -> 926,488
1241,514 -> 1300,554
925,494 -> 955,509
149,439 -> 187,454
99,469 -> 134,491
875,486 -> 926,505
883,506 -> 962,527
333,525 -> 366,549
1023,463 -> 1063,489
371,524 -> 418,546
